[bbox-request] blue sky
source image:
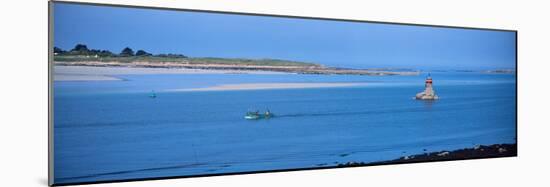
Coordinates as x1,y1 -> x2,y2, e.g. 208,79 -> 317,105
54,3 -> 516,70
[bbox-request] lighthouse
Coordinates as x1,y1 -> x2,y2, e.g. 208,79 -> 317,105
415,74 -> 439,100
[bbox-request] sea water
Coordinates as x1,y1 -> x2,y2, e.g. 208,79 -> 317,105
53,72 -> 516,184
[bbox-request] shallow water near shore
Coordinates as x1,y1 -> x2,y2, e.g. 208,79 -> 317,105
53,70 -> 516,184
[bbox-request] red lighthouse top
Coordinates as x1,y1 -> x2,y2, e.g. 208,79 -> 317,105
425,74 -> 433,84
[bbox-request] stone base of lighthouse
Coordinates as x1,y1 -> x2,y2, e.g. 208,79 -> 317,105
415,92 -> 439,100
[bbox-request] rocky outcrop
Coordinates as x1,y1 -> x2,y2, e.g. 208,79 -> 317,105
335,144 -> 517,167
415,91 -> 439,100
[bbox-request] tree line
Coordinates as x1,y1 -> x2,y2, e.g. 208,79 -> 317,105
54,44 -> 188,58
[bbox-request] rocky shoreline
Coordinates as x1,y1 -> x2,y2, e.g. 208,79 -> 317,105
337,144 -> 517,167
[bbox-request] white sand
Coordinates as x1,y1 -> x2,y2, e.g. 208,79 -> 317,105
54,74 -> 123,81
53,66 -> 369,91
54,65 -> 289,81
169,83 -> 368,92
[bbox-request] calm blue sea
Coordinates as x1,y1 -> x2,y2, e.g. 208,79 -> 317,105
53,71 -> 516,184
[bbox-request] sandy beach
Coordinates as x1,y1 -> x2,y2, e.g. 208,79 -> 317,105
54,65 -> 369,91
53,65 -> 290,81
54,60 -> 420,77
169,82 -> 369,92
54,74 -> 124,81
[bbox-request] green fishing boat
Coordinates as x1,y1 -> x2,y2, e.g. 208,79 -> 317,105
244,109 -> 274,120
244,111 -> 260,120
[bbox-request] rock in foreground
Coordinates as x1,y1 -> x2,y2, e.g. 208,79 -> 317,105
337,144 -> 517,167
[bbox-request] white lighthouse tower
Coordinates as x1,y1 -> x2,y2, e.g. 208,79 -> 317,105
415,74 -> 439,100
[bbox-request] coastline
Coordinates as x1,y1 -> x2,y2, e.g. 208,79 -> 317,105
54,65 -> 371,90
54,74 -> 124,81
54,61 -> 420,77
53,65 -> 290,81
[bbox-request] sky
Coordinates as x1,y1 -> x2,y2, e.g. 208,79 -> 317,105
53,3 -> 516,70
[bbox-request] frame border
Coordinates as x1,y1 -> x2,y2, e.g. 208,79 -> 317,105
48,0 -> 518,186
48,1 -> 55,186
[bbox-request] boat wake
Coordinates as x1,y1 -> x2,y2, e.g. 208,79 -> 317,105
273,97 -> 505,119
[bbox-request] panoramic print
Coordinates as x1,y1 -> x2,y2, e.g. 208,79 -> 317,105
52,2 -> 517,185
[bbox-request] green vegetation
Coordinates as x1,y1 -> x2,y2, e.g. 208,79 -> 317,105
54,44 -> 319,67
119,47 -> 135,57
186,57 -> 319,67
54,55 -> 186,63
